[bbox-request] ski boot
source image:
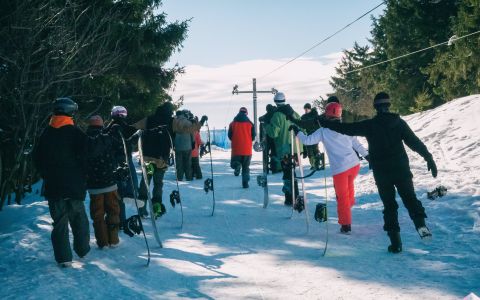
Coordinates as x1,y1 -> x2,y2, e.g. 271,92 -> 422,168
387,231 -> 402,253
340,224 -> 351,234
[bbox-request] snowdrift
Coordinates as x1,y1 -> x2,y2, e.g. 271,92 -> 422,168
0,95 -> 479,300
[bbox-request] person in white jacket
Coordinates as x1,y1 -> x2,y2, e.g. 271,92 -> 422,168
289,102 -> 369,234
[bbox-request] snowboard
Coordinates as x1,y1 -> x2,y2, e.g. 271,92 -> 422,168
257,122 -> 269,208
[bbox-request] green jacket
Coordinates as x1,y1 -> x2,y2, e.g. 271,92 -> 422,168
266,105 -> 301,158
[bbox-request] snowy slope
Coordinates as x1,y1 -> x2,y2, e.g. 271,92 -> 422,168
0,96 -> 479,299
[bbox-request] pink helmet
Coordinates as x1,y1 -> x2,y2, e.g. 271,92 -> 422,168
111,106 -> 127,118
325,102 -> 342,119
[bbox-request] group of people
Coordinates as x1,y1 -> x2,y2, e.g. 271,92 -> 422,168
253,91 -> 437,253
34,89 -> 438,266
33,98 -> 207,266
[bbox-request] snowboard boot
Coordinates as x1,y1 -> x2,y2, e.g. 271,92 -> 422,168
340,224 -> 351,234
242,180 -> 249,188
108,224 -> 120,247
416,226 -> 432,240
387,231 -> 402,253
233,163 -> 241,176
284,193 -> 293,206
153,202 -> 166,218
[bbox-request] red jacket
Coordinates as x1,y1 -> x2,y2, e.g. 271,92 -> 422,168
191,131 -> 202,158
228,112 -> 256,156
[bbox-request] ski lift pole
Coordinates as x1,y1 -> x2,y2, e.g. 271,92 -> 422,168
232,78 -> 277,152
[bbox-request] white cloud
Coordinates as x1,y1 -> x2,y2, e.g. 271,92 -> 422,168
170,52 -> 342,129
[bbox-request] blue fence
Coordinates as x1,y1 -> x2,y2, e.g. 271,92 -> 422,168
200,128 -> 231,149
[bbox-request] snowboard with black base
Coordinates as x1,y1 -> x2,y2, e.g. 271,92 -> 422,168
256,122 -> 269,208
203,122 -> 215,216
137,129 -> 163,248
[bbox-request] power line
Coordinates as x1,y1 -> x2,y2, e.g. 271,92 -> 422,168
344,30 -> 480,75
258,1 -> 386,80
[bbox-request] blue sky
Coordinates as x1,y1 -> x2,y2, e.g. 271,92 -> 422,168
161,0 -> 384,67
157,1 -> 385,128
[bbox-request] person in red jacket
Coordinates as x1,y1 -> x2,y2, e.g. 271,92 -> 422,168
191,129 -> 203,179
228,107 -> 256,188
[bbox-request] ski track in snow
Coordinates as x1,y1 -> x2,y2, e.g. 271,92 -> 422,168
1,96 -> 480,299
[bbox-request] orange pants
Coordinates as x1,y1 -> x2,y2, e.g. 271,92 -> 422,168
333,164 -> 360,225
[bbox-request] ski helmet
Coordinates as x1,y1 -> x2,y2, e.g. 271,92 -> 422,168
274,92 -> 286,104
373,92 -> 390,106
325,102 -> 342,119
53,97 -> 78,116
111,106 -> 127,118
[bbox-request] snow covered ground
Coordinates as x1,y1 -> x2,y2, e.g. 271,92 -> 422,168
1,96 -> 479,299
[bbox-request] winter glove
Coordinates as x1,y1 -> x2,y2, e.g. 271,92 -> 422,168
364,154 -> 370,163
288,124 -> 300,135
302,151 -> 308,159
426,157 -> 437,178
200,115 -> 208,125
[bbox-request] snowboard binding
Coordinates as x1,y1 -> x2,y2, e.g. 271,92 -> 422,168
256,175 -> 267,187
169,190 -> 181,207
204,178 -> 214,193
314,203 -> 327,223
124,215 -> 143,237
294,195 -> 305,213
427,185 -> 447,200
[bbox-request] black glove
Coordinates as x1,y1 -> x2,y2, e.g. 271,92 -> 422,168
288,124 -> 300,135
200,115 -> 208,125
427,157 -> 437,178
364,154 -> 370,163
302,151 -> 308,159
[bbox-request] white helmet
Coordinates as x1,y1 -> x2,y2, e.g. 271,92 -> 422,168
274,92 -> 286,104
111,106 -> 127,118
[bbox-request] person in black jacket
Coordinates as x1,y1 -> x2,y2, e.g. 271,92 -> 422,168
300,103 -> 324,170
33,97 -> 90,266
85,115 -> 122,249
318,92 -> 438,253
104,106 -> 138,230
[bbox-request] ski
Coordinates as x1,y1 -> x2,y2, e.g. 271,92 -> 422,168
295,136 -> 310,232
257,122 -> 269,208
204,122 -> 216,216
137,130 -> 163,248
118,131 -> 151,266
165,129 -> 184,228
289,131 -> 296,218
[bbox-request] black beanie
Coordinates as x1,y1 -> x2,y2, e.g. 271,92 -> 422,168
303,103 -> 312,109
327,95 -> 339,103
373,92 -> 390,106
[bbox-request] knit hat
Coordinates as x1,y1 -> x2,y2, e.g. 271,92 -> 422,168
327,95 -> 339,103
239,107 -> 248,115
88,115 -> 104,127
373,92 -> 390,106
274,92 -> 286,104
304,103 -> 312,109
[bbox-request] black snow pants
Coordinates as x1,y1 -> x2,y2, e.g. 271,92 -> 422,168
176,150 -> 192,181
374,171 -> 427,233
230,155 -> 252,183
47,198 -> 91,263
191,157 -> 202,179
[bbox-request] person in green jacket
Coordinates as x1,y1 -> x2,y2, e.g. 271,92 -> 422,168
266,92 -> 301,206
